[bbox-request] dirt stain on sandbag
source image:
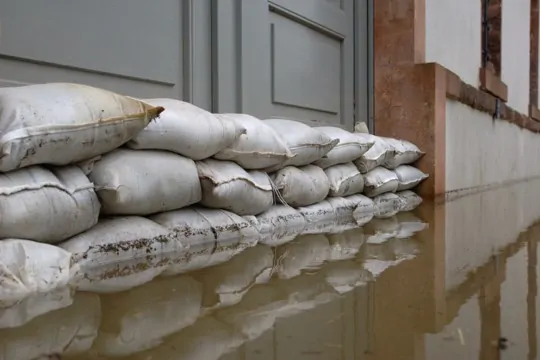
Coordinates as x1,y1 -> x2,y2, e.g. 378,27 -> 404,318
87,234 -> 173,258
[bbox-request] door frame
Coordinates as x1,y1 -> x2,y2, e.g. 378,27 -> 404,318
354,0 -> 374,133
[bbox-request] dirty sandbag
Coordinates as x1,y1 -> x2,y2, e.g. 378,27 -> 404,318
327,228 -> 365,261
323,260 -> 373,294
396,190 -> 423,211
246,205 -> 306,246
381,137 -> 424,169
275,234 -> 330,280
263,119 -> 338,170
325,162 -> 364,197
59,216 -> 181,267
363,167 -> 399,197
197,159 -> 273,215
127,98 -> 246,160
194,246 -> 275,310
214,114 -> 294,169
395,212 -> 428,239
92,276 -> 202,357
0,240 -> 75,308
373,193 -> 403,218
89,149 -> 201,215
0,166 -> 100,244
272,165 -> 330,207
0,292 -> 101,360
394,165 -> 429,191
352,195 -> 376,226
313,127 -> 374,169
0,83 -> 163,173
0,286 -> 73,330
354,135 -> 396,173
328,195 -> 374,226
364,216 -> 400,244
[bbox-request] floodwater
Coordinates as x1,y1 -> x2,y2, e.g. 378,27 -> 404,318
4,180 -> 540,360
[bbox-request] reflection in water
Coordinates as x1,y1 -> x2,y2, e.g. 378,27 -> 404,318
3,180 -> 540,359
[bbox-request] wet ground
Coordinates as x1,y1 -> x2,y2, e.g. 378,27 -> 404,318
3,180 -> 540,360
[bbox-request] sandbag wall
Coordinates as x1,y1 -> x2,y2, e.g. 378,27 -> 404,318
0,83 -> 429,302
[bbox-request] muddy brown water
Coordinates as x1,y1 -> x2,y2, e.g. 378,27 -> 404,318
3,181 -> 540,360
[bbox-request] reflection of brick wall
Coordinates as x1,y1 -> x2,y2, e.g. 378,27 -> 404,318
484,0 -> 502,75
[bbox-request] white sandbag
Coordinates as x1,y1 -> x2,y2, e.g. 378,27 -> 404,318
0,240 -> 75,308
327,228 -> 365,261
263,119 -> 338,169
275,234 -> 330,280
59,216 -> 181,267
0,83 -> 162,172
365,216 -> 399,244
381,137 -> 424,169
394,165 -> 429,191
0,166 -> 100,243
194,246 -> 275,309
323,261 -> 373,294
88,149 -> 201,215
272,165 -> 330,207
363,167 -> 399,197
127,98 -> 246,160
0,293 -> 101,360
324,162 -> 364,197
93,276 -> 202,357
395,212 -> 428,239
354,136 -> 396,173
354,121 -> 370,134
372,193 -> 403,218
214,114 -> 294,169
197,159 -> 273,215
247,205 -> 306,246
313,127 -> 374,168
396,190 -> 423,212
352,195 -> 377,226
151,207 -> 259,275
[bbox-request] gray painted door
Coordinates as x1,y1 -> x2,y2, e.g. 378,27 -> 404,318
213,0 -> 357,130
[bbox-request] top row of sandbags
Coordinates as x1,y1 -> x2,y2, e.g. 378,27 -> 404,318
0,83 -> 423,173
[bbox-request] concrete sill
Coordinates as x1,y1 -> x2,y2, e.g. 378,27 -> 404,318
479,67 -> 508,102
530,105 -> 540,122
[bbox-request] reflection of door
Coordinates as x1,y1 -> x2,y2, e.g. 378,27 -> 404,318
213,0 -> 361,130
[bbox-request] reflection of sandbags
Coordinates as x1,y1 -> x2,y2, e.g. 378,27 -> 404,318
194,246 -> 275,309
395,212 -> 428,239
323,260 -> 373,294
263,119 -> 338,169
394,165 -> 429,191
127,98 -> 246,160
0,293 -> 101,360
92,276 -> 202,357
360,241 -> 397,262
324,162 -> 364,197
214,114 -> 293,169
354,136 -> 395,173
0,83 -> 161,172
246,205 -> 306,246
372,193 -> 403,218
0,287 -> 73,329
272,165 -> 330,207
88,149 -> 201,215
327,228 -> 365,261
365,216 -> 399,244
0,166 -> 100,243
0,240 -> 75,308
197,159 -> 273,215
314,127 -> 374,168
275,234 -> 330,279
363,167 -> 399,197
59,216 -> 180,267
380,137 -> 424,169
390,237 -> 421,259
396,190 -> 423,212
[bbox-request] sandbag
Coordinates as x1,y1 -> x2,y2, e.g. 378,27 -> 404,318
93,276 -> 202,357
354,136 -> 396,173
394,165 -> 429,191
213,114 -> 294,169
263,119 -> 338,170
0,293 -> 101,360
372,193 -> 403,218
59,216 -> 181,267
352,195 -> 377,226
127,98 -> 246,160
0,165 -> 100,243
0,240 -> 75,308
313,127 -> 374,168
197,159 -> 273,215
246,205 -> 306,246
0,83 -> 162,172
363,167 -> 399,197
327,228 -> 365,261
381,137 -> 424,169
395,212 -> 428,239
396,190 -> 423,212
272,165 -> 330,207
88,149 -> 201,215
324,162 -> 364,197
275,234 -> 330,280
